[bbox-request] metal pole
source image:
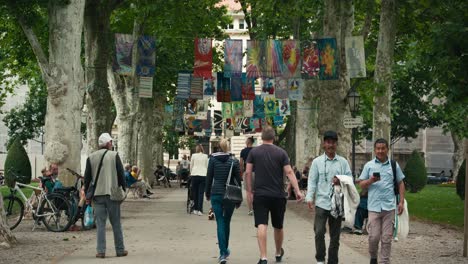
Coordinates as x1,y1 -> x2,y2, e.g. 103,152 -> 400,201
463,138 -> 468,257
352,127 -> 356,179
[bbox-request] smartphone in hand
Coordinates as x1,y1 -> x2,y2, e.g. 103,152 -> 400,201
373,172 -> 381,181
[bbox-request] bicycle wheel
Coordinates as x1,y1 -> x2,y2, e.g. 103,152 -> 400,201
3,195 -> 24,230
38,193 -> 73,232
80,204 -> 95,231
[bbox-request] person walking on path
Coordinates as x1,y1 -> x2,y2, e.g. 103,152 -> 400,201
306,130 -> 352,264
205,139 -> 241,264
358,138 -> 406,264
240,136 -> 254,215
245,126 -> 303,264
190,144 -> 209,215
84,133 -> 128,259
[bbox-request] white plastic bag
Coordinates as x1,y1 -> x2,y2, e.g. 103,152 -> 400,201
84,205 -> 94,228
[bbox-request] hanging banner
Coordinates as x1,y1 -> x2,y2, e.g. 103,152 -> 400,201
224,39 -> 243,78
246,40 -> 267,79
185,99 -> 197,116
253,95 -> 265,118
243,100 -> 253,117
230,77 -> 243,102
281,40 -> 301,78
232,101 -> 244,118
241,73 -> 255,100
190,77 -> 204,99
114,34 -> 133,75
275,77 -> 289,99
176,72 -> 191,99
173,98 -> 186,132
202,110 -> 212,136
288,78 -> 304,101
264,95 -> 277,116
137,35 -> 156,77
203,77 -> 215,99
213,110 -> 223,136
278,99 -> 291,116
216,72 -> 231,102
194,38 -> 212,78
138,76 -> 153,98
274,115 -> 284,126
261,78 -> 275,95
222,102 -> 233,119
266,39 -> 282,78
317,38 -> 339,80
345,36 -> 366,78
301,40 -> 320,79
196,100 -> 208,120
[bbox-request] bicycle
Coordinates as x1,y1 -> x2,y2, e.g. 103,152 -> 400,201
2,171 -> 74,232
63,168 -> 94,230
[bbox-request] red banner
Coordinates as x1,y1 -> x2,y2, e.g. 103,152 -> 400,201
194,38 -> 212,78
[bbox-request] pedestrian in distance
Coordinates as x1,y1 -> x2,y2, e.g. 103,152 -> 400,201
306,130 -> 352,264
205,139 -> 241,264
359,138 -> 406,264
190,144 -> 209,215
240,136 -> 255,215
84,133 -> 128,259
245,126 -> 303,264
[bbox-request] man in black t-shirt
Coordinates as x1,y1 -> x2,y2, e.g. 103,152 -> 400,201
245,126 -> 303,264
240,136 -> 254,215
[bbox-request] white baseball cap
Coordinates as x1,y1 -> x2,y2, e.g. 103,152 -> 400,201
98,133 -> 113,146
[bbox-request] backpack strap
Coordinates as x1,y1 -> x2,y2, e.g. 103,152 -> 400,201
391,160 -> 399,195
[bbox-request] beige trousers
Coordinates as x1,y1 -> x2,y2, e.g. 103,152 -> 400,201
368,210 -> 395,264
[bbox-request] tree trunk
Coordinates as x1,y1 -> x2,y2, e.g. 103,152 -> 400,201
452,131 -> 465,180
372,0 -> 397,144
0,195 -> 16,248
84,0 -> 116,153
296,0 -> 354,169
43,1 -> 86,186
152,95 -> 165,171
136,98 -> 155,183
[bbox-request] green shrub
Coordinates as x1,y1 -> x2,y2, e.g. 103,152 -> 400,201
403,150 -> 427,193
456,160 -> 466,200
4,138 -> 32,188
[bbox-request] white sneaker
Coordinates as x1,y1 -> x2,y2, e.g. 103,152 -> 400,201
192,210 -> 199,215
197,211 -> 203,216
317,262 -> 325,264
248,210 -> 253,216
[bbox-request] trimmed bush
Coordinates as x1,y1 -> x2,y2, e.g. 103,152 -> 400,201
456,160 -> 466,200
4,138 -> 32,188
403,150 -> 427,193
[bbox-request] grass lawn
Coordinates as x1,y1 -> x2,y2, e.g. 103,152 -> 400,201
406,184 -> 464,228
1,182 -> 39,199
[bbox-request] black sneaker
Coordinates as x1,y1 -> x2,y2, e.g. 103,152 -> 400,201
147,190 -> 154,195
257,259 -> 268,264
275,248 -> 284,262
370,258 -> 378,264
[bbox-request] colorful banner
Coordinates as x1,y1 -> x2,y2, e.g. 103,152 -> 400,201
301,40 -> 320,79
176,72 -> 191,99
222,102 -> 233,119
196,100 -> 208,120
281,40 -> 301,78
241,73 -> 256,100
288,78 -> 304,101
190,77 -> 204,99
261,78 -> 275,95
173,98 -> 185,132
266,40 -> 282,78
275,77 -> 289,99
216,72 -> 231,102
243,100 -> 253,117
186,99 -> 197,116
136,35 -> 156,77
246,40 -> 267,79
224,39 -> 243,78
230,77 -> 243,102
114,34 -> 133,75
264,95 -> 277,116
274,115 -> 284,126
232,101 -> 244,118
203,77 -> 215,98
345,36 -> 366,78
278,99 -> 291,116
253,95 -> 265,118
138,76 -> 153,98
194,38 -> 212,78
213,110 -> 223,136
317,38 -> 339,80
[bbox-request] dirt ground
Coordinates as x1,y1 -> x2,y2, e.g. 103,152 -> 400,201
288,200 -> 468,264
1,189 -> 468,264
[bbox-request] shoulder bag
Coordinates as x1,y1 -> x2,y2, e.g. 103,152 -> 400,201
85,150 -> 108,200
223,160 -> 243,205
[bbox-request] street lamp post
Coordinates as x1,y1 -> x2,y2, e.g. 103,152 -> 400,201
347,88 -> 361,179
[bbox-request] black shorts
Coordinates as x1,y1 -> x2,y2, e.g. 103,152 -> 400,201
253,196 -> 287,229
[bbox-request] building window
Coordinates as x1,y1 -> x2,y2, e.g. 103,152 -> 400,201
228,24 -> 234,29
239,20 -> 245,29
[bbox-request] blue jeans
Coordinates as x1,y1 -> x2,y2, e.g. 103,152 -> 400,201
94,195 -> 125,254
211,194 -> 235,256
191,176 -> 206,212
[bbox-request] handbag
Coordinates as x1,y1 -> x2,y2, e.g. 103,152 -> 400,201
110,185 -> 127,202
84,204 -> 94,228
85,150 -> 108,200
223,160 -> 243,205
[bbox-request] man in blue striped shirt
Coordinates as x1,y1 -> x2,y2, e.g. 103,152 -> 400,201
306,131 -> 352,264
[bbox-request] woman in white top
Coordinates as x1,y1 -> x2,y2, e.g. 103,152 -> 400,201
190,144 -> 209,215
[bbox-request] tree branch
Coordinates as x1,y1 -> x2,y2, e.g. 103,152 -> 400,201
17,17 -> 50,79
360,0 -> 375,42
238,0 -> 256,39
